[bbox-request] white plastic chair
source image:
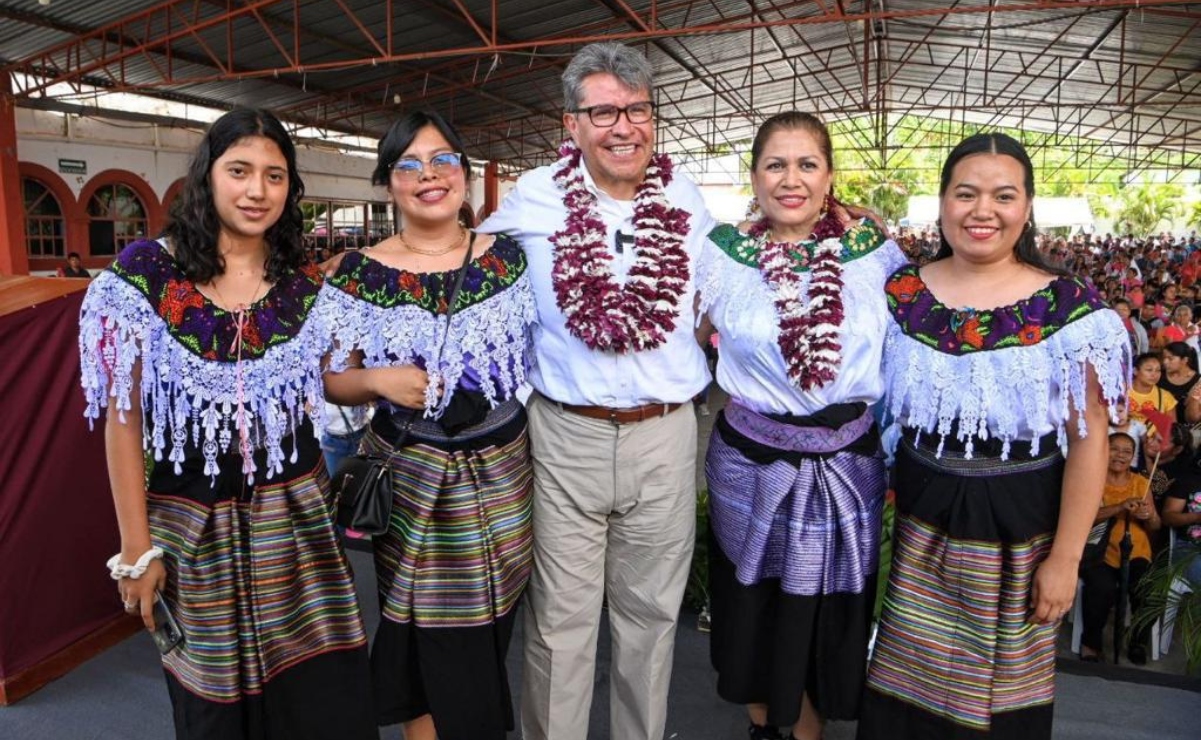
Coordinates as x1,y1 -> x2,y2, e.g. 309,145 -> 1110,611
1070,579 -> 1085,655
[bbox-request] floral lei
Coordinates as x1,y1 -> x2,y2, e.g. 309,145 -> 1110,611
747,198 -> 847,390
549,139 -> 691,353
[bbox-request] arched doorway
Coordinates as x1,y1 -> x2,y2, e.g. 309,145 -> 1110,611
22,177 -> 66,259
87,183 -> 148,256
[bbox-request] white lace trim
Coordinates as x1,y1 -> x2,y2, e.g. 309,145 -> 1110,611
884,308 -> 1130,459
79,271 -> 329,482
316,272 -> 535,416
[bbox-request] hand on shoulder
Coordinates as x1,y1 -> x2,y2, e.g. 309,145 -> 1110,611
840,203 -> 889,235
320,250 -> 350,278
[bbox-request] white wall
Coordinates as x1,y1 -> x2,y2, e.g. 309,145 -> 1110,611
15,108 -> 381,203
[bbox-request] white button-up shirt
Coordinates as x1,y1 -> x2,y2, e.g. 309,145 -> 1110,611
479,160 -> 716,406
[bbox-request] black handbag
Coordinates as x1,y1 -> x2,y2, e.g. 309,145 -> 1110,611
331,458 -> 391,535
331,234 -> 474,536
330,409 -> 413,536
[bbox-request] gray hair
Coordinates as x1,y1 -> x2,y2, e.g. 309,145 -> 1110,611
561,42 -> 654,109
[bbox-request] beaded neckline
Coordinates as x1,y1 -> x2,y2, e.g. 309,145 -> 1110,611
108,240 -> 322,362
327,234 -> 526,313
709,218 -> 887,271
885,263 -> 1108,354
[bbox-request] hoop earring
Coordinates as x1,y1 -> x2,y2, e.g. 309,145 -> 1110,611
814,192 -> 843,238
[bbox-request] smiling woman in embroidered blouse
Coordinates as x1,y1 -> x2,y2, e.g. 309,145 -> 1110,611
317,110 -> 535,740
859,133 -> 1129,740
695,111 -> 907,740
79,109 -> 374,739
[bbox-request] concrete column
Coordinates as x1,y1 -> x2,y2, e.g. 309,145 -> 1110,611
0,74 -> 29,275
483,160 -> 499,220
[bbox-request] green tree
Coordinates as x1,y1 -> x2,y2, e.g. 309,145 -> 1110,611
300,201 -> 330,232
837,170 -> 915,223
1112,184 -> 1183,235
1188,200 -> 1201,231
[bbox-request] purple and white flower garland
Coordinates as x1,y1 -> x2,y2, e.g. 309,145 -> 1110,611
748,201 -> 846,389
549,139 -> 691,353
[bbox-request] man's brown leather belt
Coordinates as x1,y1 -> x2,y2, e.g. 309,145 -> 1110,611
557,401 -> 684,424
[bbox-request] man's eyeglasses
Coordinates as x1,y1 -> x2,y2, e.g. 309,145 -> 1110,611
391,152 -> 463,179
568,101 -> 655,127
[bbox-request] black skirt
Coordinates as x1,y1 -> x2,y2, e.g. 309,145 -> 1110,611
859,431 -> 1063,740
706,405 -> 882,727
148,421 -> 375,740
366,404 -> 532,740
709,534 -> 876,725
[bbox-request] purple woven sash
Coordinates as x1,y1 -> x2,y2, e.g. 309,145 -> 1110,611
708,401 -> 884,595
723,400 -> 873,454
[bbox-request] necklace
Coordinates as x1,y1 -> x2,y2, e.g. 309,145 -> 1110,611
210,270 -> 268,312
398,226 -> 466,256
549,138 -> 691,353
748,201 -> 847,390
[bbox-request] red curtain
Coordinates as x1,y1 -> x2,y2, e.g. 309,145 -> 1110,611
0,287 -> 121,683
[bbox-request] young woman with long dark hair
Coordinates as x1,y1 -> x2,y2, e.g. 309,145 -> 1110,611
80,108 -> 374,740
860,133 -> 1129,740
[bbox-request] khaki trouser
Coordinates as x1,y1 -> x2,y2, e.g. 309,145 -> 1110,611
520,393 -> 698,740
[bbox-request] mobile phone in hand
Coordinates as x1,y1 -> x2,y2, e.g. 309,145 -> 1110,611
151,592 -> 184,654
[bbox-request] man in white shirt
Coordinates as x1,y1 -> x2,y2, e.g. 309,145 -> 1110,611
479,41 -> 715,740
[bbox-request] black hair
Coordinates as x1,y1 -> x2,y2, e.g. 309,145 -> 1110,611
67,252 -> 81,260
162,108 -> 306,284
750,111 -> 833,175
1163,341 -> 1199,372
372,110 -> 472,186
933,132 -> 1069,277
1133,352 -> 1161,370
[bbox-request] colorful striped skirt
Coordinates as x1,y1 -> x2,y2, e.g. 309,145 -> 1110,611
147,423 -> 374,740
363,399 -> 533,739
706,402 -> 885,726
860,431 -> 1064,740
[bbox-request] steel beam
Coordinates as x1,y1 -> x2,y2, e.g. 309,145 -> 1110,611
8,0 -> 1195,96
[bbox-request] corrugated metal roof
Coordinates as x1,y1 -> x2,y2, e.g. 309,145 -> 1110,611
1,0 -> 1197,172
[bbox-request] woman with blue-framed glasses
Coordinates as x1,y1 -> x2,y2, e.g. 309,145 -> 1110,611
316,110 -> 537,740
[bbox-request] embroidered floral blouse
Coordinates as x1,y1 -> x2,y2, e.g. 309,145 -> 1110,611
78,239 -> 329,481
696,218 -> 908,416
317,234 -> 536,416
883,264 -> 1130,459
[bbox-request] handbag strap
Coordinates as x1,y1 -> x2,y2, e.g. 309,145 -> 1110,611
387,232 -> 476,448
438,231 -> 475,353
335,404 -> 354,430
